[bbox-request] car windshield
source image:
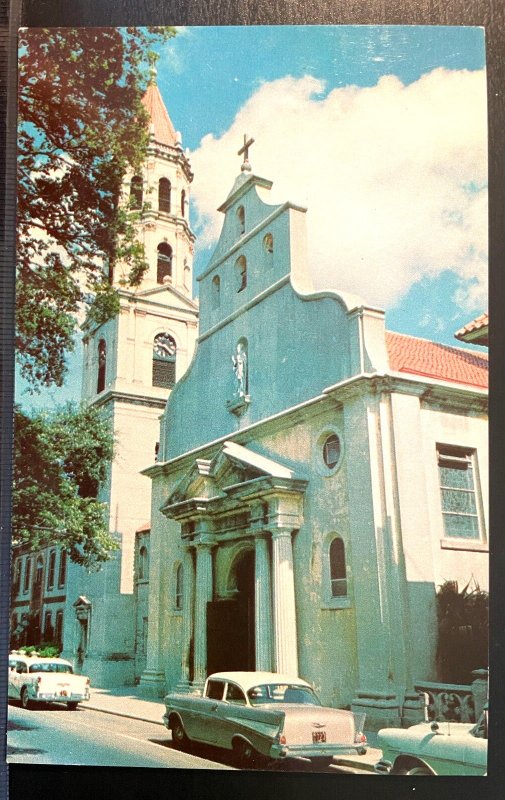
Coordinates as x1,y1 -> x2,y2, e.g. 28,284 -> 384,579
28,663 -> 73,674
247,683 -> 321,706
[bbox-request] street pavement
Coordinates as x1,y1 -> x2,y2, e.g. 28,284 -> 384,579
7,687 -> 381,772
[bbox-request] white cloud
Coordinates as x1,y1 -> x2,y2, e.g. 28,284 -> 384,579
189,68 -> 487,311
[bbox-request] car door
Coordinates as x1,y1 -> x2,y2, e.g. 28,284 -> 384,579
195,679 -> 226,745
213,681 -> 249,749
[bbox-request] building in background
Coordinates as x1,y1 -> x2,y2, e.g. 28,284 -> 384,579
61,70 -> 199,686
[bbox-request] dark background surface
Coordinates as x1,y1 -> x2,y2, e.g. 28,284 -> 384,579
2,1 -> 504,799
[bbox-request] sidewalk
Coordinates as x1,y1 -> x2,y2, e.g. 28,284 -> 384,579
85,686 -> 381,772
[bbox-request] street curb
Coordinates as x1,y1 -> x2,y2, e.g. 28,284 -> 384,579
333,757 -> 376,773
85,703 -> 165,727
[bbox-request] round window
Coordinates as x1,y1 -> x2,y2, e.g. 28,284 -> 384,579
323,434 -> 341,469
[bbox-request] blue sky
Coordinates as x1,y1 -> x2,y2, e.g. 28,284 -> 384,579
17,25 -> 487,410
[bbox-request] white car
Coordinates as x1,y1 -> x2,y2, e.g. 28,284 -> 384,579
375,709 -> 488,776
8,652 -> 90,710
164,671 -> 367,768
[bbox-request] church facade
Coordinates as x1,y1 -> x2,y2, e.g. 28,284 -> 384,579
139,147 -> 488,728
62,75 -> 199,687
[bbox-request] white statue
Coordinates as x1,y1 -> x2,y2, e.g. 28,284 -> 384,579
232,342 -> 248,397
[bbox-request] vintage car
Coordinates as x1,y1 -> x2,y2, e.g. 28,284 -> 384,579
374,708 -> 488,776
164,671 -> 367,768
8,652 -> 90,710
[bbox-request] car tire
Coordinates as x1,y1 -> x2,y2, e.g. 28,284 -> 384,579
67,701 -> 79,710
395,764 -> 433,776
171,716 -> 190,750
21,687 -> 32,710
234,739 -> 260,770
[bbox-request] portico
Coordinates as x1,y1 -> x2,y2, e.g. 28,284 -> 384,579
159,441 -> 307,691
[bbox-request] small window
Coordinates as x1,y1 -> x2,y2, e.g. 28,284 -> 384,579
130,176 -> 143,210
153,333 -> 177,389
237,206 -> 245,236
226,683 -> 247,705
175,563 -> 183,610
159,178 -> 171,213
438,446 -> 483,540
211,275 -> 221,309
97,339 -> 106,393
47,550 -> 56,590
23,557 -> 32,593
236,256 -> 247,292
181,189 -> 186,217
142,617 -> 148,655
329,538 -> 347,598
157,243 -> 173,283
323,434 -> 341,469
138,545 -> 149,581
55,610 -> 64,645
13,559 -> 21,595
206,680 -> 225,700
264,233 -> 274,255
58,550 -> 67,588
44,611 -> 53,639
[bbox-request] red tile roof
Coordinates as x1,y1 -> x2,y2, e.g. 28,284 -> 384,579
386,331 -> 488,389
135,522 -> 151,533
141,83 -> 178,147
455,312 -> 489,343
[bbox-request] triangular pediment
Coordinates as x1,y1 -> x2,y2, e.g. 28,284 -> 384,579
133,282 -> 199,310
166,441 -> 296,506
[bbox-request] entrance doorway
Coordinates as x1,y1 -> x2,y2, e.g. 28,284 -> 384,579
207,548 -> 255,675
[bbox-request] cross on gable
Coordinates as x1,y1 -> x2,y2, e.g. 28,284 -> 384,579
238,134 -> 254,172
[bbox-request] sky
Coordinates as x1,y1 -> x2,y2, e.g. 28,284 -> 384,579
17,25 -> 487,410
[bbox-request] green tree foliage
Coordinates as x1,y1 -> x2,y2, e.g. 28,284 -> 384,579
17,27 -> 175,389
436,579 -> 488,684
13,404 -> 117,567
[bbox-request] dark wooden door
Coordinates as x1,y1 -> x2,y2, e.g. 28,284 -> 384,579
207,598 -> 254,675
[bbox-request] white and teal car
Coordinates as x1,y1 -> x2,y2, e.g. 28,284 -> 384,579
164,671 -> 367,769
375,709 -> 487,776
8,652 -> 90,710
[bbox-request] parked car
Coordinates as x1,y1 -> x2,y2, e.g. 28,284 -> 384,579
374,708 -> 488,776
8,651 -> 90,710
164,670 -> 367,768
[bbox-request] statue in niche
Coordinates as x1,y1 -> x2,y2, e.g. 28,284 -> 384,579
232,341 -> 248,398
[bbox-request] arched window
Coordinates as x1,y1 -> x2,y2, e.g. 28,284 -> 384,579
212,275 -> 221,309
159,178 -> 171,213
97,339 -> 106,393
138,545 -> 149,581
47,550 -> 56,590
34,556 -> 44,587
153,333 -> 177,389
130,175 -> 143,209
58,550 -> 67,588
13,559 -> 21,595
323,434 -> 341,469
175,563 -> 183,610
157,242 -> 173,283
237,206 -> 245,236
181,189 -> 186,217
264,233 -> 274,264
236,255 -> 247,292
329,538 -> 347,598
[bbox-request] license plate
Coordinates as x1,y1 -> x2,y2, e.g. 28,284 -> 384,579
312,731 -> 326,744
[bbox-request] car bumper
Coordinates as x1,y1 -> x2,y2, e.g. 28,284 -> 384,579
270,743 -> 367,760
374,759 -> 393,775
33,693 -> 89,703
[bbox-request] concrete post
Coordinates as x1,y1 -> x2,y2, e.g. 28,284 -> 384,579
254,534 -> 273,671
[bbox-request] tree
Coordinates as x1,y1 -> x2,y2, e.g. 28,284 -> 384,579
17,27 -> 175,389
436,579 -> 489,684
13,403 -> 116,568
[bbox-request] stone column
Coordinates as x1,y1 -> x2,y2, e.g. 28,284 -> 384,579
178,546 -> 195,689
193,540 -> 214,687
271,528 -> 298,675
254,534 -> 273,671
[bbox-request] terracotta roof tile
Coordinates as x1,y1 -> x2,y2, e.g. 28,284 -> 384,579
141,83 -> 178,147
386,331 -> 488,389
135,522 -> 151,533
455,312 -> 489,339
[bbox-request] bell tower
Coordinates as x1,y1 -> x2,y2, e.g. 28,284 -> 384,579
64,71 -> 199,688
